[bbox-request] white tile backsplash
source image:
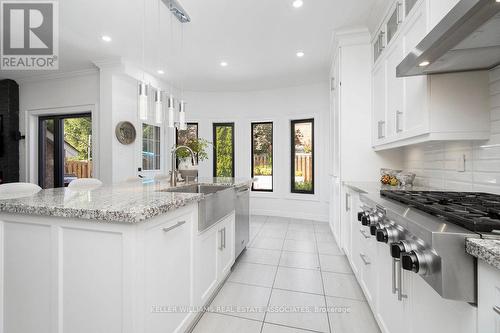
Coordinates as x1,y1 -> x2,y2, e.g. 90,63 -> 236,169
403,67 -> 500,194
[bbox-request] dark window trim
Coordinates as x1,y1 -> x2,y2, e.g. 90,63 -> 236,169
251,122 -> 273,192
213,122 -> 235,178
175,122 -> 199,167
290,118 -> 315,194
38,113 -> 91,188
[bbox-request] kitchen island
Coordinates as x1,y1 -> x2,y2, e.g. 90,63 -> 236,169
0,178 -> 251,333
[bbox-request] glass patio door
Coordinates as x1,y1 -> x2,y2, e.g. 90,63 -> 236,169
38,113 -> 92,188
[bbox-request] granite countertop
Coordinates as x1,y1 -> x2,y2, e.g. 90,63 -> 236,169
0,178 -> 252,224
342,181 -> 437,194
466,238 -> 500,270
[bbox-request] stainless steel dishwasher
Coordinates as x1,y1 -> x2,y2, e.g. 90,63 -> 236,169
235,185 -> 250,258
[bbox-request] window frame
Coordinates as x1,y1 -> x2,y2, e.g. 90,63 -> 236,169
212,122 -> 235,178
290,118 -> 315,194
251,121 -> 273,192
141,122 -> 162,171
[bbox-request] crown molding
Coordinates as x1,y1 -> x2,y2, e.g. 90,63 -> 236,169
16,68 -> 99,84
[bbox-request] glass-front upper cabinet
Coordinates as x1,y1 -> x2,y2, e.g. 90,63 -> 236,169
405,0 -> 418,17
387,2 -> 403,44
373,31 -> 385,63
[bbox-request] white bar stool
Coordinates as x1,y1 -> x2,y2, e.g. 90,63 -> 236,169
0,182 -> 42,199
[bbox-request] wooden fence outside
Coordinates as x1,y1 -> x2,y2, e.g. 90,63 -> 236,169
65,159 -> 93,179
295,153 -> 313,183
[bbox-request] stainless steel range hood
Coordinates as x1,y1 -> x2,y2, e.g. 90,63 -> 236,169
397,0 -> 500,77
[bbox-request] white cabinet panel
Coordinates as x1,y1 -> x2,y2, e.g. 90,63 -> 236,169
372,61 -> 387,144
385,38 -> 405,139
427,0 -> 460,31
217,213 -> 235,278
62,227 -> 123,333
194,225 -> 219,307
145,213 -> 193,333
2,222 -> 52,333
376,246 -> 410,333
478,261 -> 500,333
410,273 -> 476,333
402,1 -> 428,136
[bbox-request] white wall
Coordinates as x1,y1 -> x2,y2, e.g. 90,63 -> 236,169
181,82 -> 330,221
404,66 -> 500,194
18,71 -> 100,182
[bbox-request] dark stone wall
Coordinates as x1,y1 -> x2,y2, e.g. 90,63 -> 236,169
0,79 -> 20,184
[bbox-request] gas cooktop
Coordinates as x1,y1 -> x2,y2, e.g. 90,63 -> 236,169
380,190 -> 500,233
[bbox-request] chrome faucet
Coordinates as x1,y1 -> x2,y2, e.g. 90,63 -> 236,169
170,145 -> 197,187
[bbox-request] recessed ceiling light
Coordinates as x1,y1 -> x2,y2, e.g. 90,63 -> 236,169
419,61 -> 430,67
292,0 -> 303,8
101,35 -> 112,42
296,51 -> 305,58
220,61 -> 228,67
157,70 -> 165,75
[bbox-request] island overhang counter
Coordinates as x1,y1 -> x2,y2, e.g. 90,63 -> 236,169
0,178 -> 251,333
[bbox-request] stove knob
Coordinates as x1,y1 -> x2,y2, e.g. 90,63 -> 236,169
376,228 -> 389,243
357,212 -> 364,222
361,215 -> 370,226
390,241 -> 406,259
401,251 -> 420,273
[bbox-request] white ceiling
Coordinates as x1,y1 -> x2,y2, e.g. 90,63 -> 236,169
0,0 -> 385,91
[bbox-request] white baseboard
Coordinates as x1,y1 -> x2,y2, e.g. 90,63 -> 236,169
250,209 -> 328,222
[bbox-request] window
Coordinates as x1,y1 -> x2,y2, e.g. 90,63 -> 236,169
176,123 -> 198,165
38,113 -> 92,188
213,123 -> 234,177
142,123 -> 161,170
291,119 -> 314,194
251,122 -> 273,191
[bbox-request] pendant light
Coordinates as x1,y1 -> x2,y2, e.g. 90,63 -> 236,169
179,100 -> 186,130
138,0 -> 148,121
139,82 -> 148,120
168,94 -> 175,128
155,89 -> 163,124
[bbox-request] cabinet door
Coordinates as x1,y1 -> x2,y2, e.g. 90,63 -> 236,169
385,38 -> 405,139
372,61 -> 386,145
410,273 -> 476,333
217,213 -> 235,278
376,244 -> 410,333
478,260 -> 500,333
194,225 -> 219,307
145,213 -> 193,333
402,2 -> 429,136
361,237 -> 378,305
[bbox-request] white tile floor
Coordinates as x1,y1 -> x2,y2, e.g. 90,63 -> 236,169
192,216 -> 381,333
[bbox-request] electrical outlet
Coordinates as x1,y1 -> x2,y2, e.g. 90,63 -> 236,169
457,154 -> 466,172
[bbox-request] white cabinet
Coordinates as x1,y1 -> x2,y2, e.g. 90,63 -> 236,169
371,0 -> 491,151
385,37 -> 404,140
401,3 -> 428,135
144,212 -> 194,333
372,60 -> 387,144
217,213 -> 235,278
376,243 -> 410,333
194,212 -> 235,308
478,261 -> 500,333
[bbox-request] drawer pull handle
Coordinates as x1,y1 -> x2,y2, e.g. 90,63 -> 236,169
162,221 -> 186,233
359,229 -> 371,239
493,305 -> 500,316
360,253 -> 371,265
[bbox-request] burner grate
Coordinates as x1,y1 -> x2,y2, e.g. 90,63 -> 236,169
380,191 -> 500,232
